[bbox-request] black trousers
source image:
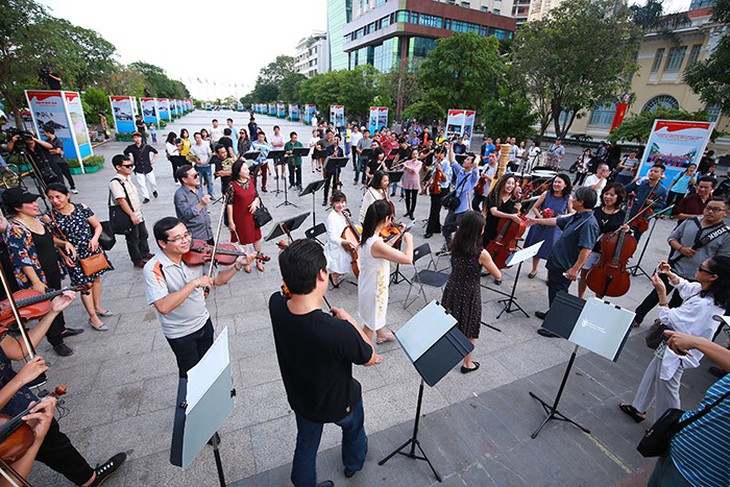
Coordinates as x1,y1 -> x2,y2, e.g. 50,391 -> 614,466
404,189 -> 418,217
426,193 -> 443,235
633,273 -> 684,324
56,162 -> 76,189
37,418 -> 95,485
166,318 -> 214,378
125,221 -> 150,264
323,167 -> 340,202
288,162 -> 302,188
442,210 -> 466,247
43,268 -> 66,346
170,156 -> 186,182
547,266 -> 571,306
665,192 -> 685,211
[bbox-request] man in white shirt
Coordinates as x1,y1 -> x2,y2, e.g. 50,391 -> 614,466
109,154 -> 151,268
190,132 -> 214,196
349,126 -> 363,171
582,163 -> 610,206
210,119 -> 224,143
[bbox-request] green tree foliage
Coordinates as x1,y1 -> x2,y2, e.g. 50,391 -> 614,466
279,72 -> 307,102
630,0 -> 665,29
512,0 -> 641,141
257,55 -> 297,85
129,62 -> 189,98
250,82 -> 279,103
376,67 -> 424,118
608,107 -> 722,143
81,86 -> 109,124
417,32 -> 504,112
402,100 -> 444,124
684,0 -> 730,116
481,76 -> 537,141
99,62 -> 147,97
298,66 -> 378,119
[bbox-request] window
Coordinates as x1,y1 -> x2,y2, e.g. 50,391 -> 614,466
705,104 -> 721,123
493,8 -> 501,14
396,10 -> 409,22
664,46 -> 687,72
687,44 -> 702,67
461,1 -> 471,7
641,95 -> 679,112
411,12 -> 419,23
418,13 -> 443,28
481,5 -> 488,11
651,48 -> 664,72
381,14 -> 390,28
589,103 -> 617,127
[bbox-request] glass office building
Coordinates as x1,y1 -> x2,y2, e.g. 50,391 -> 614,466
327,0 -> 353,71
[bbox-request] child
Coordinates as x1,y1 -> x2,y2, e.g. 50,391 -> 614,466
149,123 -> 158,144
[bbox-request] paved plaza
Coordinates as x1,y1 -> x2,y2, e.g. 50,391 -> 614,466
25,110 -> 721,486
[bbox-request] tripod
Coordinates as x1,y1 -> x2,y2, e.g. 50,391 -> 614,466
629,211 -> 663,279
378,379 -> 441,482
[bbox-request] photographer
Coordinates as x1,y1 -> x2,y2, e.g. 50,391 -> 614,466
6,132 -> 61,187
39,65 -> 62,90
37,128 -> 76,193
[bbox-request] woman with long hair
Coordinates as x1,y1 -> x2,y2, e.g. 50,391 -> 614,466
666,163 -> 697,210
482,174 -> 521,284
359,171 -> 390,224
442,211 -> 501,373
179,128 -> 192,160
237,128 -> 251,158
226,160 -> 268,272
324,191 -> 356,287
620,256 -> 730,423
524,174 -> 573,279
401,148 -> 422,220
358,200 -> 413,363
573,148 -> 593,186
45,183 -> 113,330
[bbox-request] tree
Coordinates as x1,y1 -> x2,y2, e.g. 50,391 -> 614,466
402,99 -> 444,124
481,77 -> 537,141
512,0 -> 641,141
257,55 -> 297,85
377,67 -> 424,118
684,0 -> 730,116
99,62 -> 146,97
81,86 -> 109,124
279,72 -> 306,102
630,0 -> 665,29
418,32 -> 505,112
249,82 -> 279,102
607,107 -> 722,143
129,62 -> 189,98
298,66 -> 379,120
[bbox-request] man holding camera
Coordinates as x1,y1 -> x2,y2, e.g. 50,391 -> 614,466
37,127 -> 76,193
6,132 -> 61,187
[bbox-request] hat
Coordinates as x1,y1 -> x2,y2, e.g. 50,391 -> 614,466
132,131 -> 142,137
2,187 -> 40,208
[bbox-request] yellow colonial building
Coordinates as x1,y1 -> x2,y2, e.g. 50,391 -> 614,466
565,7 -> 729,154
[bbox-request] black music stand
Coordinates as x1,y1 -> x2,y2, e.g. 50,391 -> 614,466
242,151 -> 261,162
387,170 -> 404,201
530,292 -> 633,439
264,212 -> 311,244
267,149 -> 287,196
327,156 -> 349,193
242,151 -> 262,180
379,301 -> 473,482
496,241 -> 543,319
629,205 -> 673,279
299,180 -> 327,227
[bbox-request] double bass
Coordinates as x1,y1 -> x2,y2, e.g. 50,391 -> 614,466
585,195 -> 637,297
341,209 -> 361,277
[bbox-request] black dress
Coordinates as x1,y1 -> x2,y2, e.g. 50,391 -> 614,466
441,244 -> 482,339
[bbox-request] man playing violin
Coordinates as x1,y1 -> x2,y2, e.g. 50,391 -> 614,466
0,291 -> 126,486
143,217 -> 249,378
174,164 -> 214,244
625,163 -> 668,241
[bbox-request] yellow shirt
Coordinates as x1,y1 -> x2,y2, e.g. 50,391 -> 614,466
180,138 -> 192,156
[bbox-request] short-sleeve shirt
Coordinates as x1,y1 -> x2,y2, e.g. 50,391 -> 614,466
109,175 -> 143,221
143,252 -> 208,339
668,218 -> 730,279
673,193 -> 708,217
485,198 -> 517,243
547,211 -> 600,272
46,136 -> 66,166
592,207 -> 626,251
268,292 -> 372,423
284,140 -> 303,167
218,136 -> 234,154
123,143 -> 158,174
251,141 -> 271,164
190,142 -> 212,166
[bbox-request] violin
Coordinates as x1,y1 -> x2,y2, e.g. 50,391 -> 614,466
0,385 -> 67,463
381,199 -> 406,247
630,182 -> 660,234
422,163 -> 446,196
341,210 -> 361,277
586,195 -> 638,297
182,239 -> 253,267
0,285 -> 88,328
280,282 -> 333,312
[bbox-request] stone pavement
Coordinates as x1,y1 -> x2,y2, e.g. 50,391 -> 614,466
25,110 -> 722,486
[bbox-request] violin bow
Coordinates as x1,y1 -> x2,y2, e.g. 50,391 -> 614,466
0,265 -> 39,369
206,193 -> 229,282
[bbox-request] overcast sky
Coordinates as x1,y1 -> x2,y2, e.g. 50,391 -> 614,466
39,0 -> 690,100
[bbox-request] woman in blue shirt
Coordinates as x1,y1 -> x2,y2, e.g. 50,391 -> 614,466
666,163 -> 697,210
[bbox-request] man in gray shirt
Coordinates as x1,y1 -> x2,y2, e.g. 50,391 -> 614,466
173,164 -> 213,243
354,129 -> 372,185
632,196 -> 730,326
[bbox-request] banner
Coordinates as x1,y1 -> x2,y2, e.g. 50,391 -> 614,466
289,104 -> 299,121
304,105 -> 316,124
610,103 -> 629,131
638,119 -> 714,183
268,103 -> 276,116
140,98 -> 159,125
330,105 -> 344,128
237,103 -> 244,112
446,109 -> 476,146
109,96 -> 136,133
158,98 -> 171,120
25,90 -> 93,170
277,103 -> 286,118
369,106 -> 389,134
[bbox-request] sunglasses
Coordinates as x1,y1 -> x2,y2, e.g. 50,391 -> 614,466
698,265 -> 715,275
121,164 -> 134,168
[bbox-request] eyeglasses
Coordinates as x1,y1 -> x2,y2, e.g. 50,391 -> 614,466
704,206 -> 727,213
121,164 -> 134,168
167,232 -> 191,243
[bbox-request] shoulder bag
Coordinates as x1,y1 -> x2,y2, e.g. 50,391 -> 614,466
441,172 -> 470,212
49,208 -> 111,277
251,188 -> 272,228
108,177 -> 134,235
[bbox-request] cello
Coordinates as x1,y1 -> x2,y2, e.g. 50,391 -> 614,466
341,209 -> 361,277
585,195 -> 637,297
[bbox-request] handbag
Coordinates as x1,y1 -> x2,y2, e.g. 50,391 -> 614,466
441,174 -> 470,212
253,203 -> 272,228
99,221 -> 116,251
108,177 -> 134,235
645,319 -> 672,349
637,389 -> 730,457
49,209 -> 112,277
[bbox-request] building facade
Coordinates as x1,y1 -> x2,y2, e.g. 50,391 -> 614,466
565,8 -> 729,153
328,0 -> 353,70
295,31 -> 330,77
526,0 -> 563,21
340,0 -> 516,72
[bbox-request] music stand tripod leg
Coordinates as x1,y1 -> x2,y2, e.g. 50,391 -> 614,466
630,216 -> 658,278
496,261 -> 529,319
210,432 -> 226,487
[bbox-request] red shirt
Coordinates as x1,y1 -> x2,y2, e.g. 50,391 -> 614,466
673,193 -> 708,217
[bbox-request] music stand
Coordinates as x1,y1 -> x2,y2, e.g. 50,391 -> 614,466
264,212 -> 311,244
170,328 -> 235,486
242,151 -> 261,161
299,180 -> 327,227
387,171 -> 404,200
267,149 -> 287,196
496,241 -> 543,319
530,292 -> 634,439
327,156 -> 349,192
629,205 -> 674,279
378,301 -> 473,482
292,147 -> 310,158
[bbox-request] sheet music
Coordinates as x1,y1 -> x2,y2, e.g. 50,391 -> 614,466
569,299 -> 634,362
186,327 -> 230,413
506,241 -> 544,267
395,301 -> 457,363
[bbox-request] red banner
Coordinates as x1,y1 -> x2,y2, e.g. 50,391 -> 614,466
610,103 -> 629,131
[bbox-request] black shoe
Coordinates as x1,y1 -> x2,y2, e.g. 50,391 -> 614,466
424,233 -> 433,239
142,198 -> 150,204
316,482 -> 334,487
153,191 -> 158,198
62,327 -> 84,337
88,452 -> 127,486
53,343 -> 74,357
537,328 -> 559,338
261,187 -> 268,192
534,311 -> 547,320
322,201 -> 327,206
709,366 -> 727,379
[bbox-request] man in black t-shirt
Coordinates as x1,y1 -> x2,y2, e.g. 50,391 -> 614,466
134,115 -> 147,144
211,144 -> 233,195
218,128 -> 234,158
37,128 -> 76,192
123,132 -> 159,203
269,239 -> 375,486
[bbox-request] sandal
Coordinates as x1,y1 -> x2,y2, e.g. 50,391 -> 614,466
243,263 -> 252,274
257,252 -> 271,263
256,260 -> 265,272
528,271 -> 538,279
374,355 -> 383,364
329,274 -> 341,289
376,332 -> 396,344
619,403 -> 646,423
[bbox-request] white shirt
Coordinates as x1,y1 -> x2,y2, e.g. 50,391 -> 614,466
166,142 -> 180,157
350,131 -> 363,149
583,174 -> 606,206
311,116 -> 318,127
190,142 -> 212,166
210,126 -> 224,142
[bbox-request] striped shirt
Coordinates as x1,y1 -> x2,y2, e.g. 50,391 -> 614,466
671,375 -> 730,487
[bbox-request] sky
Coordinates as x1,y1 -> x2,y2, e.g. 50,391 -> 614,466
38,0 -> 691,101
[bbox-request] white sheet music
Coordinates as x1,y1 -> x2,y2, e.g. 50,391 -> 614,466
506,240 -> 544,267
186,327 -> 230,413
395,301 -> 457,363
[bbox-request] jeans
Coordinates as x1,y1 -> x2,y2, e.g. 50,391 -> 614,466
354,156 -> 367,183
196,165 -> 214,196
547,266 -> 571,306
404,189 -> 418,216
291,400 -> 367,487
125,221 -> 150,264
37,419 -> 95,485
633,273 -> 683,324
648,453 -> 691,487
165,318 -> 214,378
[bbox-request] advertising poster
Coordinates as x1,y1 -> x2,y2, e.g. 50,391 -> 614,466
140,98 -> 159,125
63,91 -> 93,160
289,104 -> 299,121
304,105 -> 316,123
330,105 -> 344,128
268,103 -> 276,116
109,96 -> 136,133
369,106 -> 389,134
158,98 -> 171,120
638,119 -> 714,183
237,103 -> 244,111
277,103 -> 286,118
446,109 -> 476,146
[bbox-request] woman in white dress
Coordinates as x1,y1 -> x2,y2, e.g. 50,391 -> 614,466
324,191 -> 357,287
358,171 -> 390,224
358,200 -> 414,363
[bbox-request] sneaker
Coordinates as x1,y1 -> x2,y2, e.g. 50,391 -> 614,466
88,452 -> 127,486
53,343 -> 74,357
142,198 -> 150,204
70,188 -> 79,194
153,191 -> 158,198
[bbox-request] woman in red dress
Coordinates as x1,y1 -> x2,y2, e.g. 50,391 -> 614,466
226,160 -> 269,272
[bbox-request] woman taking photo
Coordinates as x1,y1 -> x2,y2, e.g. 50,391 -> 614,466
237,128 -> 251,158
226,160 -> 269,272
45,183 -> 113,330
358,200 -> 413,363
441,211 -> 502,373
401,148 -> 422,221
666,163 -> 697,209
359,171 -> 390,224
523,174 -> 573,279
620,256 -> 730,423
165,132 -> 184,183
324,191 -> 357,287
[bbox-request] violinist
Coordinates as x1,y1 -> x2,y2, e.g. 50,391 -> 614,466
0,291 -> 127,486
358,171 -> 389,225
471,153 -> 497,211
364,142 -> 387,183
577,183 -> 628,298
424,145 -> 452,239
625,163 -> 668,241
174,165 -> 214,244
324,192 -> 356,287
144,217 -> 249,378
